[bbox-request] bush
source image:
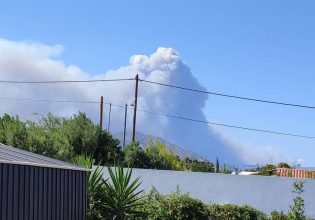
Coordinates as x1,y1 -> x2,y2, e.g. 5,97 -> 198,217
288,181 -> 307,220
140,188 -> 209,220
270,211 -> 289,220
123,142 -> 151,168
208,204 -> 268,220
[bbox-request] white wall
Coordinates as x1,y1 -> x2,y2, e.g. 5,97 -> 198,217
102,168 -> 315,218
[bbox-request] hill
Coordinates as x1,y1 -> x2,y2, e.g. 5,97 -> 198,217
113,131 -> 209,161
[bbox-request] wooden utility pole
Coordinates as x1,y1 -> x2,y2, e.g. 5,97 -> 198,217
132,74 -> 139,142
123,103 -> 128,146
107,102 -> 112,132
99,96 -> 104,130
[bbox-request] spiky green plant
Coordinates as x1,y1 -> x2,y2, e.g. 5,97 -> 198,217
103,166 -> 145,219
71,155 -> 107,220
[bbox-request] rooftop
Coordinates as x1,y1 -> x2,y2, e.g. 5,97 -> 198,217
0,143 -> 90,171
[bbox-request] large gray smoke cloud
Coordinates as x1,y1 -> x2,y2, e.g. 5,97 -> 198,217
0,38 -> 291,165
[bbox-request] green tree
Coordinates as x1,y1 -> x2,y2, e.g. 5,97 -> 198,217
63,112 -> 99,155
278,162 -> 291,169
288,181 -> 307,220
216,157 -> 220,173
145,139 -> 172,170
123,142 -> 151,168
94,130 -> 122,165
0,114 -> 27,149
270,211 -> 289,220
26,114 -> 73,160
191,160 -> 214,173
258,164 -> 277,176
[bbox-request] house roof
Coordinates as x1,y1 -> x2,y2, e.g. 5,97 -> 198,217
0,143 -> 90,171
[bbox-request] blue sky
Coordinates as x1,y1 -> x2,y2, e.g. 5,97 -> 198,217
1,0 -> 315,165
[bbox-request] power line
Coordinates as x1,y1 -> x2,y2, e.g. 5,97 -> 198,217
140,79 -> 315,110
0,96 -> 314,139
0,78 -> 134,84
134,108 -> 315,139
0,97 -> 100,104
2,76 -> 314,109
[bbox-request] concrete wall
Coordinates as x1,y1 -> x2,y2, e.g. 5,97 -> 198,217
102,168 -> 315,218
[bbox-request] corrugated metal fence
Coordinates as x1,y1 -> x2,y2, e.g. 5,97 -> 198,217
0,163 -> 87,220
277,168 -> 315,179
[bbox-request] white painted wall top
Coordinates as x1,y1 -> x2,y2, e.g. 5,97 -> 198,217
102,168 -> 315,218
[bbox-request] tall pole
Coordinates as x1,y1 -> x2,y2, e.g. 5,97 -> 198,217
99,96 -> 104,130
107,102 -> 112,132
132,74 -> 139,142
123,103 -> 128,146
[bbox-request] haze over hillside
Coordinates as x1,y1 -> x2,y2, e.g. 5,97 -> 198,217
114,131 -> 209,161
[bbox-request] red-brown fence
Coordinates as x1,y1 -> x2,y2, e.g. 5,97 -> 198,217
277,168 -> 315,179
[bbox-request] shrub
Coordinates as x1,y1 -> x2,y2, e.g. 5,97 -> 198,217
288,181 -> 307,220
103,166 -> 145,220
123,142 -> 151,168
140,188 -> 209,220
71,155 -> 108,220
208,204 -> 268,220
270,211 -> 289,220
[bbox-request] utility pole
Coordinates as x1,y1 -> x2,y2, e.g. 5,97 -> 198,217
107,102 -> 112,132
123,103 -> 128,146
132,74 -> 139,142
99,96 -> 104,130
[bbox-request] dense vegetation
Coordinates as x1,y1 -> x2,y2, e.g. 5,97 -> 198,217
0,113 -> 214,172
80,159 -> 311,220
1,113 -> 312,219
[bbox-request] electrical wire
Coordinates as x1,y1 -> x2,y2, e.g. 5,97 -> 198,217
0,97 -> 314,139
134,108 -> 315,139
0,97 -> 100,104
0,78 -> 134,84
140,79 -> 315,109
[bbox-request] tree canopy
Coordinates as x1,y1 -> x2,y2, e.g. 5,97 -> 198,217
0,113 -> 215,172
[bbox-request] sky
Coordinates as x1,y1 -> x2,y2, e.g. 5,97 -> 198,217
0,0 -> 314,166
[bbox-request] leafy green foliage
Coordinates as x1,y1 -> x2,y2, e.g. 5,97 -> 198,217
26,115 -> 73,160
73,156 -> 145,220
216,157 -> 220,173
270,211 -> 290,220
208,204 -> 268,220
269,181 -> 310,220
277,162 -> 291,169
63,113 -> 98,155
145,139 -> 173,170
141,188 -> 209,220
123,142 -> 151,168
184,158 -> 214,173
0,113 -> 216,173
0,114 -> 27,149
94,129 -> 123,165
71,155 -> 108,220
258,164 -> 277,176
288,181 -> 307,220
103,166 -> 145,219
0,112 -> 122,165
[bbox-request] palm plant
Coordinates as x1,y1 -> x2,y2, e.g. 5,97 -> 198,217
87,165 -> 107,220
72,155 -> 107,220
103,166 -> 146,220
